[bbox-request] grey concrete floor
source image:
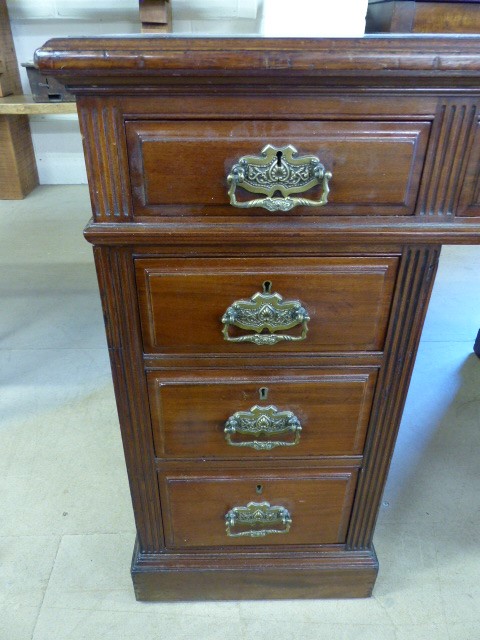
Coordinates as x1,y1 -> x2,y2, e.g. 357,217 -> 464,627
0,185 -> 479,640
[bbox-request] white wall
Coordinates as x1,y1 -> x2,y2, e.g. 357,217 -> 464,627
7,0 -> 366,184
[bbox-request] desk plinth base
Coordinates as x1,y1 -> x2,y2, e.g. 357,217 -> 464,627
131,539 -> 378,601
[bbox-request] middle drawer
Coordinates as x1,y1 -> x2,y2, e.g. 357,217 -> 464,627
136,256 -> 399,355
148,368 -> 377,459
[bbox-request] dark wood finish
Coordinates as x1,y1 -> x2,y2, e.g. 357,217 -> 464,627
144,351 -> 384,372
78,99 -> 131,220
132,542 -> 379,600
147,368 -> 377,458
158,464 -> 359,548
36,35 -> 480,600
135,256 -> 399,354
347,245 -> 440,548
85,218 -> 480,245
418,101 -> 478,217
458,118 -> 480,216
93,247 -> 163,552
34,36 -> 480,81
162,469 -> 357,548
126,120 -> 430,217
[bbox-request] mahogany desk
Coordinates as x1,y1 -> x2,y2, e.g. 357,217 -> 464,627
36,35 -> 480,600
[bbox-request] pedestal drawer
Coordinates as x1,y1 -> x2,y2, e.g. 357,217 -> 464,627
136,256 -> 399,355
126,120 -> 430,217
147,368 -> 377,458
158,465 -> 359,548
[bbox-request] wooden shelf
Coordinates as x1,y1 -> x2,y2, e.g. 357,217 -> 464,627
0,95 -> 77,115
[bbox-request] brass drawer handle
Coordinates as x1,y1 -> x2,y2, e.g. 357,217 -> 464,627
224,404 -> 302,450
225,501 -> 292,538
221,281 -> 310,346
227,144 -> 332,212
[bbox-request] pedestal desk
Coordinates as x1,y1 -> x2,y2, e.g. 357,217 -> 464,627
36,36 -> 480,600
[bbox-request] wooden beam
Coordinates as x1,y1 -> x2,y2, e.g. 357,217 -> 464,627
0,0 -> 22,96
0,0 -> 38,198
0,115 -> 38,198
139,0 -> 172,33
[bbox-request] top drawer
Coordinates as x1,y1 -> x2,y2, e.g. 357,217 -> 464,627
126,120 -> 430,218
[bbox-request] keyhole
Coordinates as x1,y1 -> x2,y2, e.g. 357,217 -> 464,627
256,484 -> 263,495
259,387 -> 269,401
263,280 -> 272,294
276,151 -> 283,167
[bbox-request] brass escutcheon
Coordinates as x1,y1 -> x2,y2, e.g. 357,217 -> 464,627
227,144 -> 332,212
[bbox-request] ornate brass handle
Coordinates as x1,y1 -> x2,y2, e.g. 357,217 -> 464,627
225,501 -> 292,538
227,144 -> 332,212
221,281 -> 310,346
224,404 -> 302,450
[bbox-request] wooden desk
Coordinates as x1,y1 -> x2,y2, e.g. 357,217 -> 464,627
36,35 -> 480,601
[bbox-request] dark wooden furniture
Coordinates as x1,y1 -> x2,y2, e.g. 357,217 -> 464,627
367,0 -> 480,33
36,36 -> 480,601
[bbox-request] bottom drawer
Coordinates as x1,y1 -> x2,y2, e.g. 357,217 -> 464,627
158,466 -> 359,548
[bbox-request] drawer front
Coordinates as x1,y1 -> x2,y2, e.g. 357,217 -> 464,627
126,120 -> 430,217
148,369 -> 377,458
158,466 -> 358,548
136,256 -> 399,354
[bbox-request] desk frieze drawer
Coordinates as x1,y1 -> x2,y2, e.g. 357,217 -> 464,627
158,466 -> 359,548
135,256 -> 399,355
126,120 -> 430,217
147,369 -> 377,458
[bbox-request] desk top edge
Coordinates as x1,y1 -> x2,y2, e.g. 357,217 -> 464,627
35,35 -> 480,79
